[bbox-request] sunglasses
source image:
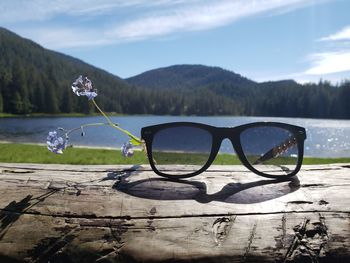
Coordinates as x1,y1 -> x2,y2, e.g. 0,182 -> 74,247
141,122 -> 306,179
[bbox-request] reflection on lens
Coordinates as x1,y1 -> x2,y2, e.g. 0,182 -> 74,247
152,126 -> 212,175
240,126 -> 298,176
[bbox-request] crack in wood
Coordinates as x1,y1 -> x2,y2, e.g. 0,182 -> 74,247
1,169 -> 34,174
242,222 -> 257,262
302,183 -> 350,188
303,167 -> 342,172
119,198 -> 124,217
288,201 -> 314,205
282,213 -> 287,249
301,184 -> 327,188
1,209 -> 349,221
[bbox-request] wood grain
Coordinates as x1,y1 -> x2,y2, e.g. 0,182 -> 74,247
0,163 -> 349,262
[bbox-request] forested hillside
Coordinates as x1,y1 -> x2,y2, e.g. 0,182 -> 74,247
0,27 -> 150,114
0,27 -> 253,116
127,66 -> 350,119
0,27 -> 349,118
126,64 -> 256,90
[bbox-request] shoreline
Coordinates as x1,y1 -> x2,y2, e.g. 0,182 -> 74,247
0,141 -> 142,151
1,113 -> 350,121
0,113 -> 127,118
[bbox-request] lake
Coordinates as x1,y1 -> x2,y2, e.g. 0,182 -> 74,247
0,116 -> 349,158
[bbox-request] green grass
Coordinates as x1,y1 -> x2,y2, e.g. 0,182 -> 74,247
212,153 -> 350,165
0,113 -> 19,118
302,157 -> 350,164
0,143 -> 349,165
0,143 -> 148,164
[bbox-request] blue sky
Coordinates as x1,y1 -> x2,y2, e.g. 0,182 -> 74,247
1,0 -> 350,83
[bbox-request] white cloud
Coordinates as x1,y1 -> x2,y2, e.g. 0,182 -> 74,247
0,0 -> 198,22
2,0 -> 314,49
251,68 -> 350,84
108,0 -> 310,41
301,25 -> 350,81
319,26 -> 350,41
22,27 -> 112,49
305,51 -> 350,75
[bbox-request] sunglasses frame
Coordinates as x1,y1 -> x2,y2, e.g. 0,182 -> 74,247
141,122 -> 306,179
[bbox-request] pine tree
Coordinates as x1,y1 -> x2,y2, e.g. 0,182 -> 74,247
10,92 -> 23,114
44,82 -> 59,114
60,88 -> 73,113
77,97 -> 94,114
9,59 -> 32,113
0,92 -> 3,113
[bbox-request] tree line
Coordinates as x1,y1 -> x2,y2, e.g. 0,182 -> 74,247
0,60 -> 349,119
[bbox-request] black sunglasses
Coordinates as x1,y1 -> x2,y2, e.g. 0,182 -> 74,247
141,122 -> 306,179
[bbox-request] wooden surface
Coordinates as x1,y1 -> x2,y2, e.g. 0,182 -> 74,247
0,163 -> 349,263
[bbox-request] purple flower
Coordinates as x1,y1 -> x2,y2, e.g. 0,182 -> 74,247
47,131 -> 68,154
121,141 -> 134,157
71,75 -> 97,100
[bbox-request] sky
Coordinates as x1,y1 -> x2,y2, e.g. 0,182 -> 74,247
1,0 -> 350,84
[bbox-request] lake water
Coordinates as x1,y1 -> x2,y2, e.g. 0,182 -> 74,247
0,116 -> 349,158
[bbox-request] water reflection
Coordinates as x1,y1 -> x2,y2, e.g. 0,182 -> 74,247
0,116 -> 349,157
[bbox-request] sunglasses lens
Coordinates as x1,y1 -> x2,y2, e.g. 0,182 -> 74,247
151,126 -> 212,176
240,126 -> 299,176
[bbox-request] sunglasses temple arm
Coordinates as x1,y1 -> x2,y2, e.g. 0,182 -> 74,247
253,136 -> 298,165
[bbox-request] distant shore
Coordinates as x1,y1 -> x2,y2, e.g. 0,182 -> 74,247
0,140 -> 118,150
0,112 -> 127,118
1,112 -> 350,121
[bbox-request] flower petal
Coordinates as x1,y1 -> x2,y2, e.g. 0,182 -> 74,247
121,141 -> 134,157
46,130 -> 68,154
71,75 -> 97,99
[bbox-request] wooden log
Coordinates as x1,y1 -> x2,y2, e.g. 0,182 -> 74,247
0,163 -> 349,262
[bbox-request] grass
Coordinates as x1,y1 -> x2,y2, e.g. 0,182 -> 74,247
0,143 -> 148,165
213,153 -> 350,165
0,143 -> 349,165
0,113 -> 19,118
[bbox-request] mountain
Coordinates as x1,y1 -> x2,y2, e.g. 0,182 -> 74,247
0,27 -> 349,118
126,64 -> 256,90
0,27 -> 250,116
126,64 -> 350,119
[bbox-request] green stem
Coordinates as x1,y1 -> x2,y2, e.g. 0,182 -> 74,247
92,99 -> 142,145
92,99 -> 114,126
66,122 -> 109,136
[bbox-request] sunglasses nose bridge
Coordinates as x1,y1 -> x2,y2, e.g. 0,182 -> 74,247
216,128 -> 240,150
216,127 -> 230,142
219,127 -> 237,140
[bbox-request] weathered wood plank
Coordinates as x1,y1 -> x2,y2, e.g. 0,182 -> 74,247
1,212 -> 349,262
0,163 -> 349,262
